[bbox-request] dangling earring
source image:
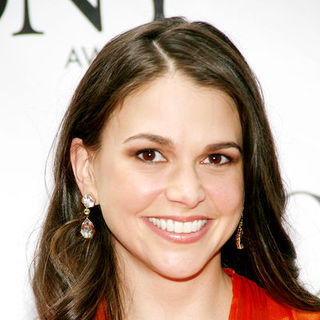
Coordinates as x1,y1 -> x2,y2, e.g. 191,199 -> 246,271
80,193 -> 95,239
236,215 -> 244,250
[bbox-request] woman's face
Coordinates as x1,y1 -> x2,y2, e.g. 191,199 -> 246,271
91,72 -> 244,279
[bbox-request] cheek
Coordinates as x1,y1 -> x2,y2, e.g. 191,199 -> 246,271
203,170 -> 244,214
96,163 -> 165,217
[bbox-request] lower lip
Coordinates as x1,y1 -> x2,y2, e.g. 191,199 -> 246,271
142,217 -> 212,244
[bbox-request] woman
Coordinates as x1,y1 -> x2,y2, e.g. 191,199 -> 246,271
32,17 -> 320,319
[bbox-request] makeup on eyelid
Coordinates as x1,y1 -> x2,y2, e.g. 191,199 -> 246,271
136,149 -> 166,162
130,147 -> 239,166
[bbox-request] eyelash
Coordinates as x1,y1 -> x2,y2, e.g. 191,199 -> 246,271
136,149 -> 166,163
201,154 -> 232,166
135,149 -> 233,166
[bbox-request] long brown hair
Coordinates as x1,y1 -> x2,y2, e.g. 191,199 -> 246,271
32,17 -> 320,319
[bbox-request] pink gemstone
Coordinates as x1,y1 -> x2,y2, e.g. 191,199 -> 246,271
80,218 -> 95,239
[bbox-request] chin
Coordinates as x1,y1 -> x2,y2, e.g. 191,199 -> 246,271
155,264 -> 206,281
151,252 -> 215,281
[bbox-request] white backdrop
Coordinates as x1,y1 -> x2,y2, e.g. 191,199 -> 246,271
0,1 -> 319,319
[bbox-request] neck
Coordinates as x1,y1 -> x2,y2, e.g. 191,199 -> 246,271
116,251 -> 233,320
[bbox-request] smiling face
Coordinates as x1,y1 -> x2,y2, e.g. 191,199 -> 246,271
88,72 -> 244,279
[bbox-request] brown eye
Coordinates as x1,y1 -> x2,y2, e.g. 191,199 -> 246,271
202,154 -> 230,165
136,149 -> 165,162
142,150 -> 155,161
209,154 -> 222,164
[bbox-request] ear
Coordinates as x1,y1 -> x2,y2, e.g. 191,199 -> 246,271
70,138 -> 99,204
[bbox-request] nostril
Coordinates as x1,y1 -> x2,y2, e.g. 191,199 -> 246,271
165,182 -> 205,208
164,165 -> 205,207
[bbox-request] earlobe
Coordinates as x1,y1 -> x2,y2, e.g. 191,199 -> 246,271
70,138 -> 99,202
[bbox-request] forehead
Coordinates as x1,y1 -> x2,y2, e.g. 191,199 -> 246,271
102,72 -> 242,146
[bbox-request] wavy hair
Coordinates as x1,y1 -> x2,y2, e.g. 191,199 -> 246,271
32,17 -> 320,319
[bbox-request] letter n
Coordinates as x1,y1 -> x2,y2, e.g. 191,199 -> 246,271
70,0 -> 102,31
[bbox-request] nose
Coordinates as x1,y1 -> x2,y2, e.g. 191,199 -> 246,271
165,163 -> 205,209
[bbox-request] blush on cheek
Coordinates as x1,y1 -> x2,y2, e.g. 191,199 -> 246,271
206,178 -> 243,216
108,170 -> 164,215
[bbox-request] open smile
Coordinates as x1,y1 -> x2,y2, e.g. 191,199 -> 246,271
143,216 -> 212,244
148,217 -> 208,233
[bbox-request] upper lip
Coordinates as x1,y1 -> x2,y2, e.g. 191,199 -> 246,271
145,215 -> 211,222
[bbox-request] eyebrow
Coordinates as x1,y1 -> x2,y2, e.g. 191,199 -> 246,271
123,133 -> 174,146
204,142 -> 242,154
123,133 -> 242,153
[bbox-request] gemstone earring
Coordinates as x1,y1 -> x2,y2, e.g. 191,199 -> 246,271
236,215 -> 244,250
80,193 -> 95,239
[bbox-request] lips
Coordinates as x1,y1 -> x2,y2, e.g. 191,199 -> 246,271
143,216 -> 212,244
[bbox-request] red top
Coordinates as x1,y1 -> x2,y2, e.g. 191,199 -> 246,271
95,269 -> 320,319
225,269 -> 320,319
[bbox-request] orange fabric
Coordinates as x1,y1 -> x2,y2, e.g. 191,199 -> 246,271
95,270 -> 320,319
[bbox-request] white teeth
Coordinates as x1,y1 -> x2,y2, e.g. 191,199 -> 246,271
148,217 -> 208,233
192,220 -> 198,232
183,221 -> 192,233
167,219 -> 174,232
174,221 -> 183,233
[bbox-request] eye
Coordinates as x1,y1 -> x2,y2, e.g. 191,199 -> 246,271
136,149 -> 166,162
202,153 -> 230,166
